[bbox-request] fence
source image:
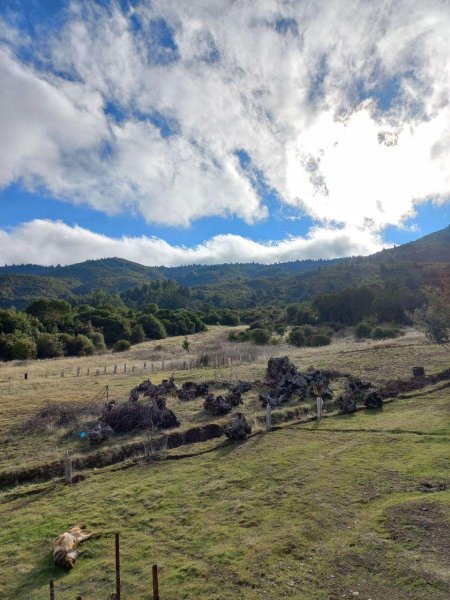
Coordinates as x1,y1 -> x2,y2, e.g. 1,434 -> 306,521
49,533 -> 160,599
10,352 -> 256,382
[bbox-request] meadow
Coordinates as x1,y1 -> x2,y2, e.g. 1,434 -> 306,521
0,326 -> 448,598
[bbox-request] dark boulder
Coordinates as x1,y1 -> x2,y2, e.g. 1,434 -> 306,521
363,391 -> 383,409
224,412 -> 252,440
335,393 -> 357,414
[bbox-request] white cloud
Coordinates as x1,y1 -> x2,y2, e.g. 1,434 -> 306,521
0,220 -> 386,267
0,0 -> 449,230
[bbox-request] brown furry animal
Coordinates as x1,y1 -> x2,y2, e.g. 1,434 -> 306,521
53,524 -> 94,568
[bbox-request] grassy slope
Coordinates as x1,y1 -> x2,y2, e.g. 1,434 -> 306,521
0,389 -> 448,599
0,327 -> 448,472
1,326 -> 450,475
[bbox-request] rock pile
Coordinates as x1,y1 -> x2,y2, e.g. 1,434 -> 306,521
177,381 -> 209,402
262,357 -> 333,407
203,390 -> 243,415
335,377 -> 377,414
224,412 -> 252,440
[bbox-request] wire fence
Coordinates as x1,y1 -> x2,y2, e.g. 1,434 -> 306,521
2,352 -> 260,382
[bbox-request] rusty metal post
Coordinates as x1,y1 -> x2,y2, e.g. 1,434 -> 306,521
49,579 -> 55,600
115,532 -> 121,600
152,564 -> 159,600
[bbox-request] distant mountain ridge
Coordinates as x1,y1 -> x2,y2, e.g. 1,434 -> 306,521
1,225 -> 449,309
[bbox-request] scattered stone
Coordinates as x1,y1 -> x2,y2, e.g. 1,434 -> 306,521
87,421 -> 113,444
177,381 -> 209,401
335,393 -> 357,414
363,391 -> 383,409
224,412 -> 252,440
203,393 -> 233,415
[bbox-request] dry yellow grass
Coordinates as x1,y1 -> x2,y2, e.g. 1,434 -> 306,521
0,326 -> 448,476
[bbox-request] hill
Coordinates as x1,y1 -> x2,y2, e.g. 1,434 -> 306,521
0,226 -> 449,308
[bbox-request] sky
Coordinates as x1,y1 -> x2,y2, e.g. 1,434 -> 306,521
0,0 -> 449,267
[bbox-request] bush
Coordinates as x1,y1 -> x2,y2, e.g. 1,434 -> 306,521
307,334 -> 331,347
113,339 -> 131,352
9,335 -> 37,360
355,322 -> 372,340
130,324 -> 145,344
250,328 -> 271,345
228,331 -> 250,342
36,333 -> 64,359
287,327 -> 306,347
371,327 -> 401,340
202,311 -> 220,325
219,310 -> 240,326
89,331 -> 106,351
138,314 -> 167,339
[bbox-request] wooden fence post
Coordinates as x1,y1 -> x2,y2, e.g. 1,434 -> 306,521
114,365 -> 117,374
87,368 -> 90,376
49,578 -> 55,600
115,532 -> 121,600
124,364 -> 127,373
104,366 -> 107,374
316,396 -> 323,421
61,370 -> 64,378
96,369 -> 100,377
152,564 -> 160,600
77,367 -> 81,377
24,372 -> 28,380
64,452 -> 73,484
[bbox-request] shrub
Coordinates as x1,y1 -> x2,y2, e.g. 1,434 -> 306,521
371,327 -> 401,340
355,322 -> 372,340
113,339 -> 131,352
287,327 -> 306,347
89,331 -> 106,351
130,324 -> 145,344
9,335 -> 37,360
307,334 -> 331,347
250,328 -> 271,345
138,314 -> 167,339
36,333 -> 64,359
219,310 -> 240,326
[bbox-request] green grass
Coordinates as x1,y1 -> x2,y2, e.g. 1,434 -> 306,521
0,389 -> 448,599
1,326 -> 450,476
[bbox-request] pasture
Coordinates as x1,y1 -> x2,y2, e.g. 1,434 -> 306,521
0,326 -> 448,598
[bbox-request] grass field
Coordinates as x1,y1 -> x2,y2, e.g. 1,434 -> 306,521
0,327 -> 449,598
0,326 -> 449,475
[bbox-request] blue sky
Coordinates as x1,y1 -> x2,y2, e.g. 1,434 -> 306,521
0,0 -> 449,266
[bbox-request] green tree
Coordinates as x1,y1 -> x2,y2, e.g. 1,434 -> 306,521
355,322 -> 372,340
182,337 -> 191,353
287,327 -> 306,347
250,328 -> 271,345
113,339 -> 131,352
138,314 -> 167,339
130,324 -> 145,344
36,333 -> 64,359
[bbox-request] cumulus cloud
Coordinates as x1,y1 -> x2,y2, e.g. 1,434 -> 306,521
0,220 -> 386,266
0,0 -> 449,231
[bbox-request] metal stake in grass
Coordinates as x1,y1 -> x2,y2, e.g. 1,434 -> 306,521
152,564 -> 160,600
49,578 -> 55,600
115,533 -> 121,600
266,402 -> 272,431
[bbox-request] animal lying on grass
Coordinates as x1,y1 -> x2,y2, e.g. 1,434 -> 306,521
53,524 -> 96,568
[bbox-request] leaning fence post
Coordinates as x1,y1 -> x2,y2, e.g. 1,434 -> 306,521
152,563 -> 160,600
64,452 -> 73,484
115,532 -> 121,600
49,578 -> 55,600
266,402 -> 272,432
